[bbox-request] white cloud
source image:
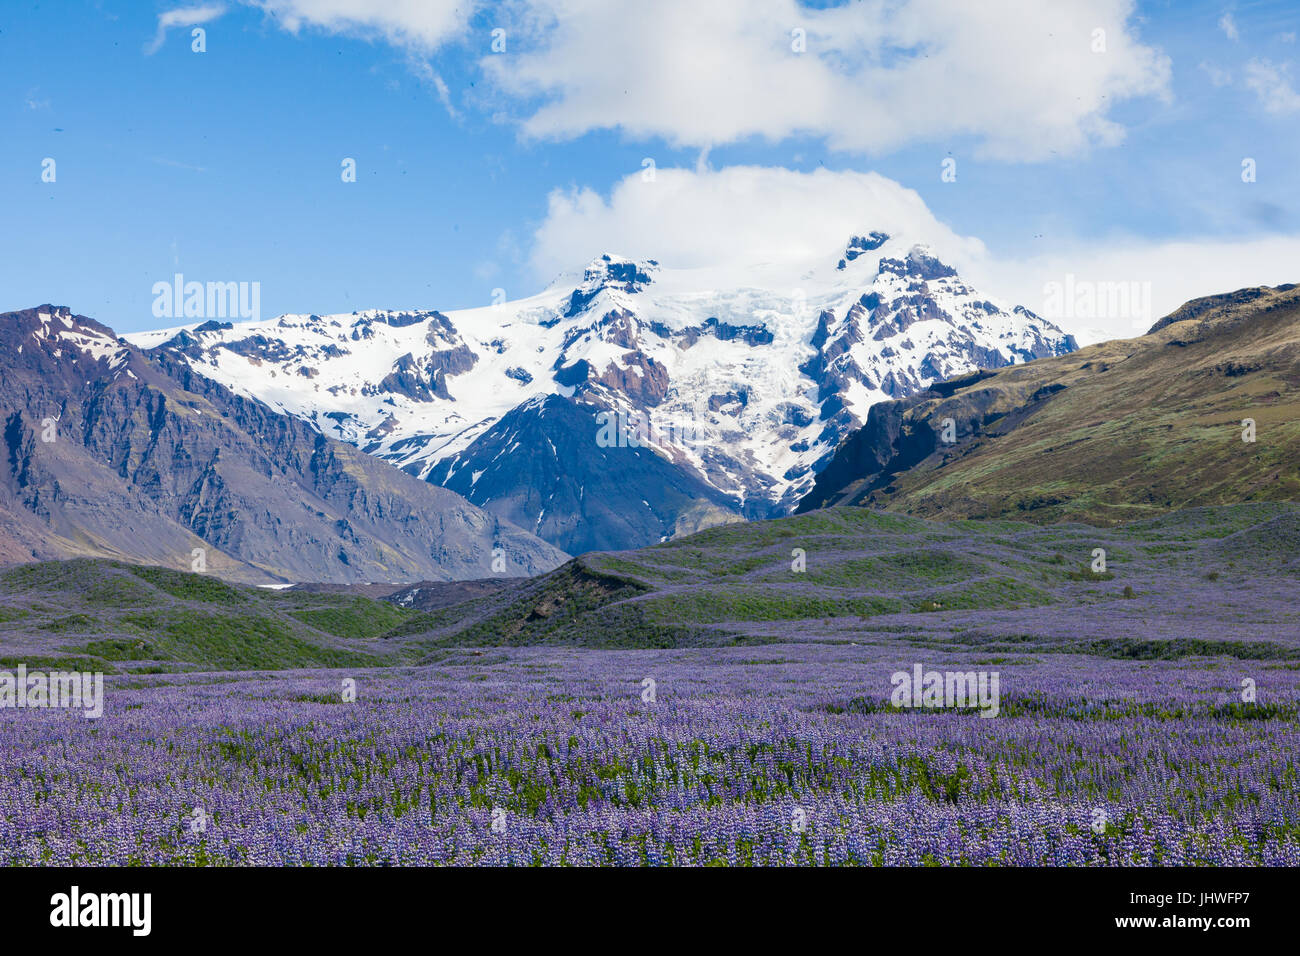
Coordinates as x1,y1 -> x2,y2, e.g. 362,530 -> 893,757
484,0 -> 1170,160
231,0 -> 1170,161
1243,58 -> 1300,113
528,165 -> 1300,346
528,165 -> 986,284
145,5 -> 227,55
251,0 -> 473,51
1219,11 -> 1239,41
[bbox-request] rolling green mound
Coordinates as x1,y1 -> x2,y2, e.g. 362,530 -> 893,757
3,503 -> 1297,663
0,560 -> 412,672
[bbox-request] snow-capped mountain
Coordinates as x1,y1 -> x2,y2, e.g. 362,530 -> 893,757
128,234 -> 1077,553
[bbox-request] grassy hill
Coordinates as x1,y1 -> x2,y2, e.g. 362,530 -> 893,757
4,502 -> 1297,668
451,502 -> 1300,658
800,284 -> 1300,524
0,560 -> 414,672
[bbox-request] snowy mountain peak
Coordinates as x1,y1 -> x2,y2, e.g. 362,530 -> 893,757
563,254 -> 659,318
127,241 -> 1078,552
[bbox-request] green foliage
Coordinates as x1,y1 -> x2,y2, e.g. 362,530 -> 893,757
643,590 -> 902,625
83,638 -> 167,661
779,549 -> 986,589
38,613 -> 97,633
113,610 -> 387,670
291,598 -> 410,640
127,566 -> 250,605
0,560 -> 415,671
1074,638 -> 1298,661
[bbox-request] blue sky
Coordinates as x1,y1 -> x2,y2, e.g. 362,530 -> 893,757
2,0 -> 1298,336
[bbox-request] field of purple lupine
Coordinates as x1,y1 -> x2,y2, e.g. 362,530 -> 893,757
3,646 -> 1298,866
1,504 -> 1298,865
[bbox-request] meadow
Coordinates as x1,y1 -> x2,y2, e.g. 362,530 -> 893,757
1,648 -> 1298,866
1,503 -> 1297,866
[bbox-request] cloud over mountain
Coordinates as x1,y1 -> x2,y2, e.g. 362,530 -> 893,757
529,166 -> 988,286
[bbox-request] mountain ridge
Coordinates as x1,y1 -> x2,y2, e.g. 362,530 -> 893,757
127,236 -> 1076,551
0,305 -> 567,584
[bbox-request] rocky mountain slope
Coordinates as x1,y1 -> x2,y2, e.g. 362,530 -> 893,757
798,284 -> 1300,523
0,306 -> 566,584
128,236 -> 1076,552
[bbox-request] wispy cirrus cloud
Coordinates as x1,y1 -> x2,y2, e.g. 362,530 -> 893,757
144,4 -> 227,55
1243,58 -> 1300,113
